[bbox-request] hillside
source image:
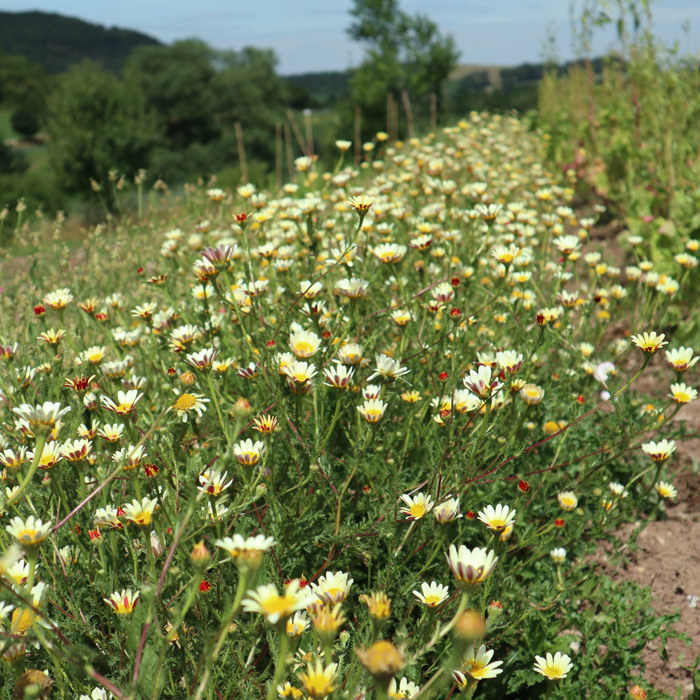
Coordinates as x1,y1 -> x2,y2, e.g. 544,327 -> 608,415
0,11 -> 161,74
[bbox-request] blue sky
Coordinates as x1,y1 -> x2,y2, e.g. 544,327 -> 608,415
4,0 -> 700,74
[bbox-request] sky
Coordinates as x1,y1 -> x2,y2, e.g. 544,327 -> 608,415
3,0 -> 700,74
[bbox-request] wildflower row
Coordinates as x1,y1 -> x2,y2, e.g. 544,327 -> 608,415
0,113 -> 694,699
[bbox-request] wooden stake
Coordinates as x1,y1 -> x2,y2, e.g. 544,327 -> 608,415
386,91 -> 393,139
283,120 -> 294,181
275,121 -> 282,189
393,98 -> 399,143
304,110 -> 314,156
402,89 -> 415,139
286,110 -> 308,157
235,121 -> 248,183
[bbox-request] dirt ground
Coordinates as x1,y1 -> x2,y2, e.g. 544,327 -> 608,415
605,394 -> 700,697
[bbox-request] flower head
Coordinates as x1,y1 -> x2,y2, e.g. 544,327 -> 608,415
283,361 -> 318,386
477,504 -> 516,531
460,644 -> 504,679
323,363 -> 354,389
104,589 -> 139,615
12,402 -> 71,433
463,365 -> 502,400
43,287 -> 73,310
550,548 -> 567,563
172,392 -> 210,421
388,677 -> 420,699
311,570 -> 353,605
286,611 -> 310,637
6,516 -> 52,547
299,659 -> 338,699
446,545 -> 498,586
289,330 -> 322,359
233,439 -> 266,466
655,481 -> 677,499
400,492 -> 435,520
434,497 -> 462,524
215,534 -> 275,572
557,491 -> 578,511
101,390 -> 143,416
357,398 -> 388,423
631,331 -> 667,354
641,439 -> 676,461
665,347 -> 698,372
533,651 -> 573,680
356,640 -> 405,678
198,469 -> 233,497
413,581 -> 449,608
348,195 -> 373,213
367,354 -> 411,384
122,497 -> 158,526
242,580 -> 312,625
669,383 -> 697,404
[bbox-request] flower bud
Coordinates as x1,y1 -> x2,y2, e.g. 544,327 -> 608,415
191,541 -> 211,568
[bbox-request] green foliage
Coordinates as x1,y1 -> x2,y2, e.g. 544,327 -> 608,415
346,0 -> 460,136
124,42 -> 295,182
0,113 -> 694,699
46,60 -> 157,205
538,4 -> 700,234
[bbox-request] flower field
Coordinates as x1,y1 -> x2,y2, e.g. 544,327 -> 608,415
0,113 -> 696,699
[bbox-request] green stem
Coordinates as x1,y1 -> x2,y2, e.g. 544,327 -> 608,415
6,432 -> 47,510
207,373 -> 229,447
266,629 -> 289,700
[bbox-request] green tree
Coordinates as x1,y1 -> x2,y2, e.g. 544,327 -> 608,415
46,60 -> 156,206
125,42 -> 294,182
0,52 -> 50,138
347,0 -> 459,136
124,40 -> 218,149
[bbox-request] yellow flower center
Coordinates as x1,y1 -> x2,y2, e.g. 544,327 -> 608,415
16,529 -> 43,545
88,352 -> 103,363
424,595 -> 441,606
262,595 -> 292,616
173,393 -> 197,411
12,609 -> 35,634
303,675 -> 335,698
467,661 -> 488,679
293,342 -> 315,356
409,503 -> 427,518
323,586 -> 341,600
132,511 -> 152,526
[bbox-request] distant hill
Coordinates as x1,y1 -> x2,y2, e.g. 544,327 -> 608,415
0,11 -> 161,74
449,64 -> 506,85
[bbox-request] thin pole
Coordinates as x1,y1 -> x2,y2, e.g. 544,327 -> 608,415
235,122 -> 248,183
286,109 -> 308,156
275,121 -> 283,189
304,110 -> 314,156
402,89 -> 414,139
284,120 -> 294,181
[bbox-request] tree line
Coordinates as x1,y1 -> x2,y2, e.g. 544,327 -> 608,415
0,0 -> 545,216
